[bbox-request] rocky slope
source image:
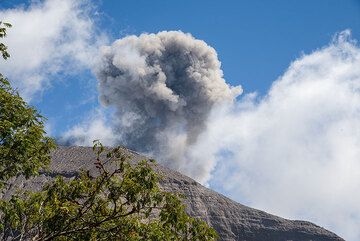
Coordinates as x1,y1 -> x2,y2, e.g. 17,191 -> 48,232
2,146 -> 343,241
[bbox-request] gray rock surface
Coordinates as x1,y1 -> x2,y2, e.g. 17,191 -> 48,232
2,146 -> 343,241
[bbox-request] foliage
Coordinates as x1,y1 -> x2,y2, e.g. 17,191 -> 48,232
0,21 -> 12,60
0,21 -> 55,189
0,76 -> 55,188
0,141 -> 218,240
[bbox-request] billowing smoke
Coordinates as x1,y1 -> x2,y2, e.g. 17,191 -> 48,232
94,31 -> 242,177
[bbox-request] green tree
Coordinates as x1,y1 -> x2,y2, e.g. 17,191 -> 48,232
0,23 -> 217,240
0,142 -> 218,240
0,21 -> 55,189
0,21 -> 12,59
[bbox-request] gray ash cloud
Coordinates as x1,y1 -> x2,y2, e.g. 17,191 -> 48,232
95,31 -> 242,174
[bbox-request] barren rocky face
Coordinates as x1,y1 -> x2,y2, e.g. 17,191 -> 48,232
2,146 -> 343,241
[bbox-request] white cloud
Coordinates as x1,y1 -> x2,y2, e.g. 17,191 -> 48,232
0,0 -> 106,100
61,110 -> 116,147
189,30 -> 360,240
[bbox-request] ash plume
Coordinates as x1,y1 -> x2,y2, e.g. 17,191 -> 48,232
95,31 -> 242,174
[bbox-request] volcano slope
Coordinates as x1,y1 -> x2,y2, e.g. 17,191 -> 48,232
2,146 -> 343,241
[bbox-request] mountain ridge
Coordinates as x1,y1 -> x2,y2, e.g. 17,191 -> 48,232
2,146 -> 343,241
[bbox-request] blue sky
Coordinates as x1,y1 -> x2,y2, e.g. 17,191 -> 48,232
2,0 -> 359,136
101,0 -> 360,92
1,1 -> 360,239
47,0 -> 360,135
